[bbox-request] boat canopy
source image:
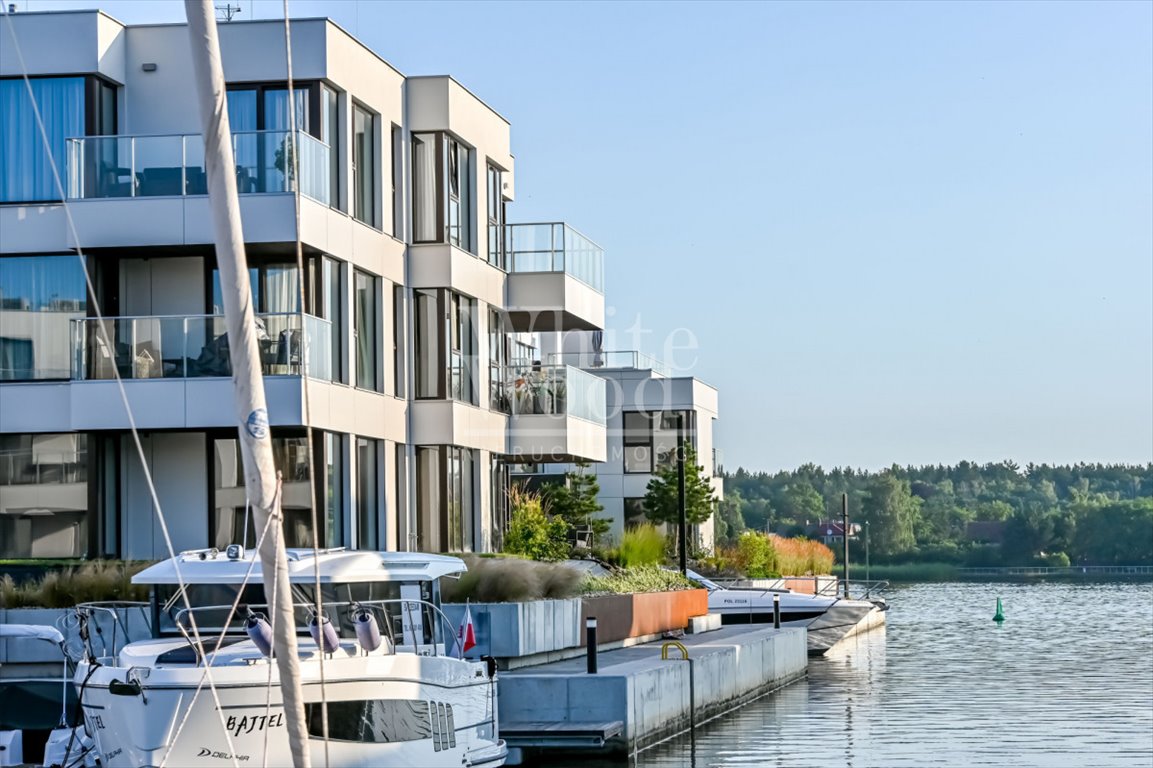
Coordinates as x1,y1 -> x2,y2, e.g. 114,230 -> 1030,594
132,549 -> 467,585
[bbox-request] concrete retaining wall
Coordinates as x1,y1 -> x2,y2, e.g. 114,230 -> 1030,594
499,625 -> 808,754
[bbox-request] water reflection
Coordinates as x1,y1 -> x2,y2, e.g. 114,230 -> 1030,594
543,582 -> 1153,768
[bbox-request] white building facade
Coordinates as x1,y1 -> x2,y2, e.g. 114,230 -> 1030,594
0,9 -> 716,560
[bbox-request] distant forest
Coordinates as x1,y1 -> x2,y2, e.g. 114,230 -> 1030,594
717,462 -> 1153,567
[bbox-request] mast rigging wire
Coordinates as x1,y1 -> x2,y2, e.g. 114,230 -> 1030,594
0,8 -> 243,766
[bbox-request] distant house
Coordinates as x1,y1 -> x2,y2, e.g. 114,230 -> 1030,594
966,521 -> 1006,544
808,521 -> 862,546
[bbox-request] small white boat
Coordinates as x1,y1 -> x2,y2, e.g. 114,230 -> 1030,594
685,570 -> 885,654
73,547 -> 507,768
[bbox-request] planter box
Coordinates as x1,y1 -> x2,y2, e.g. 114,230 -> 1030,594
444,589 -> 709,660
442,599 -> 583,658
581,589 -> 708,645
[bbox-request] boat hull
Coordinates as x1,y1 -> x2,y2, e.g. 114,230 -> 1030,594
77,647 -> 506,768
710,591 -> 880,653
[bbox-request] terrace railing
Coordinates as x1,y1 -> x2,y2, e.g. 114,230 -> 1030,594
71,312 -> 333,381
66,129 -> 330,205
505,222 -> 604,291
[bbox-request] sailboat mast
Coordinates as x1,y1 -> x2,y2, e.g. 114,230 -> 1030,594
183,2 -> 311,765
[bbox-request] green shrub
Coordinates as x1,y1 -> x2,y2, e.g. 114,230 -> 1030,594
502,486 -> 571,562
617,524 -> 666,568
441,555 -> 583,603
1041,551 -> 1071,568
735,531 -> 778,578
582,565 -> 696,595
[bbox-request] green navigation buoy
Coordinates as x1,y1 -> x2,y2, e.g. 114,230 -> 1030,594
993,597 -> 1005,623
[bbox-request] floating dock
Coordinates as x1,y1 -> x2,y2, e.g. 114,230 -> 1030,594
498,624 -> 807,762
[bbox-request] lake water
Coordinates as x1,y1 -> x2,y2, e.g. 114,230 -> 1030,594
556,581 -> 1153,767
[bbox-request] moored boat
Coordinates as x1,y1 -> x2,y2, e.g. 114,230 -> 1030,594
73,547 -> 507,767
685,569 -> 885,654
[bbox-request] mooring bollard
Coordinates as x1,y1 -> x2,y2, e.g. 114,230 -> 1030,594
773,593 -> 781,629
586,617 -> 598,674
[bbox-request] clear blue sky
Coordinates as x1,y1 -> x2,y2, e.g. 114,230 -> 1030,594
16,0 -> 1153,472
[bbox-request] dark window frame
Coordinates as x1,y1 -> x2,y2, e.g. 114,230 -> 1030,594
351,100 -> 379,228
0,73 -> 118,205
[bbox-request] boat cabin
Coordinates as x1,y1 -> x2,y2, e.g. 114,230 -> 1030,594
132,547 -> 466,652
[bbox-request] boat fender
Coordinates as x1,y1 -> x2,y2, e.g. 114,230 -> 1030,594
353,608 -> 382,653
245,612 -> 274,657
108,679 -> 142,697
482,655 -> 498,679
309,613 -> 341,654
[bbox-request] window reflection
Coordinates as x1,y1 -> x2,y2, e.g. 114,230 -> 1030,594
0,433 -> 88,558
0,256 -> 87,380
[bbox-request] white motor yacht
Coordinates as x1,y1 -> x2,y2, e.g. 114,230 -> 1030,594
73,547 -> 507,768
686,569 -> 885,654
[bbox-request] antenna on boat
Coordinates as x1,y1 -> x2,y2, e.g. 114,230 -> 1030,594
183,2 -> 311,765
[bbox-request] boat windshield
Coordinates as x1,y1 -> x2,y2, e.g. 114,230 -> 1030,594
152,579 -> 442,646
684,569 -> 723,591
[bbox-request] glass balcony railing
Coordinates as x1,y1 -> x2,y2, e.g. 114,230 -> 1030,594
505,365 -> 606,425
65,130 -> 330,205
547,350 -> 672,378
713,447 -> 725,477
71,312 -> 333,381
505,222 -> 604,292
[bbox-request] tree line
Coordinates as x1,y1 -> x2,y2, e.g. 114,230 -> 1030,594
717,462 -> 1153,567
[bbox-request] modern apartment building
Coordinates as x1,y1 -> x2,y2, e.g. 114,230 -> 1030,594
521,332 -> 723,549
0,9 -> 719,561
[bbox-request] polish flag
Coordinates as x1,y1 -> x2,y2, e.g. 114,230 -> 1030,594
456,603 -> 477,658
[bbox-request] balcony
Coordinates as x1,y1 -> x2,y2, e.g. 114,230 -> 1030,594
71,312 -> 333,381
547,350 -> 672,378
506,365 -> 607,463
66,130 -> 330,204
504,223 -> 605,332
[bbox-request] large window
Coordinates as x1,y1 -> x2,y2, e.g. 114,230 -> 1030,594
413,289 -> 478,404
354,270 -> 381,391
225,82 -> 336,205
0,76 -> 115,203
622,411 -> 694,474
356,437 -> 381,550
411,132 -> 474,252
391,125 -> 403,237
322,86 -> 340,209
214,253 -> 344,383
213,431 -> 344,549
0,433 -> 89,558
0,256 -> 87,380
352,103 -> 378,227
393,285 -> 405,397
448,293 -> 477,404
415,445 -> 476,553
488,309 -> 509,412
486,164 -> 505,268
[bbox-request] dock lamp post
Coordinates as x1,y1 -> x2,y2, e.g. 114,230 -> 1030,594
865,520 -> 870,582
676,411 -> 688,576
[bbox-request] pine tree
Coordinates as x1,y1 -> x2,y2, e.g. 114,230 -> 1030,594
642,444 -> 718,528
543,461 -> 611,547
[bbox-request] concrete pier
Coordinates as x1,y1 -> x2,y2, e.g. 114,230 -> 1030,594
498,624 -> 807,760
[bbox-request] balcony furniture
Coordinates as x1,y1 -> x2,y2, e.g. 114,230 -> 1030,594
138,167 -> 184,196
